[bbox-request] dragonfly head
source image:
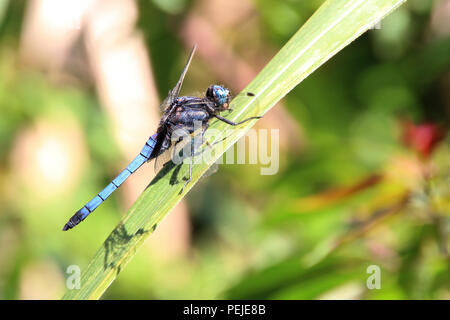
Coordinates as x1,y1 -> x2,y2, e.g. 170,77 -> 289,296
206,85 -> 231,111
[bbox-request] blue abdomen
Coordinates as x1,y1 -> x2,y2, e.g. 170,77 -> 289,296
63,133 -> 158,230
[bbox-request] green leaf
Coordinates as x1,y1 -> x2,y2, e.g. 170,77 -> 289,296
62,0 -> 407,300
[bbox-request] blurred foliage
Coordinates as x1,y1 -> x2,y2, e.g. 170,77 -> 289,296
0,0 -> 449,300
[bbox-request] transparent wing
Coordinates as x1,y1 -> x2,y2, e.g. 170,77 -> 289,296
151,45 -> 198,162
154,145 -> 175,173
153,123 -> 208,174
170,44 -> 197,102
159,44 -> 197,114
153,127 -> 194,173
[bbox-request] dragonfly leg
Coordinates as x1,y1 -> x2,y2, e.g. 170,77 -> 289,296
193,124 -> 211,156
215,114 -> 262,126
201,124 -> 212,150
180,138 -> 195,194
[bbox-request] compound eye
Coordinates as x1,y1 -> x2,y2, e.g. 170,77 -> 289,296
214,86 -> 229,106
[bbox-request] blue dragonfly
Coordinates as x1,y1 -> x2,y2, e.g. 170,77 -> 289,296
63,45 -> 262,231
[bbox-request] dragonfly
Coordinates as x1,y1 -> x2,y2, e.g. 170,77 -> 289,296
62,45 -> 262,231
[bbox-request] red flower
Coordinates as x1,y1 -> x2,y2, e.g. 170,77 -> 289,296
401,121 -> 446,158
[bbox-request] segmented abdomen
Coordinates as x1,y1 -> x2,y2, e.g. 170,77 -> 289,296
62,133 -> 158,230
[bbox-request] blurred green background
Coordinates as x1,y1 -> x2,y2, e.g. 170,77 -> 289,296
0,0 -> 449,299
